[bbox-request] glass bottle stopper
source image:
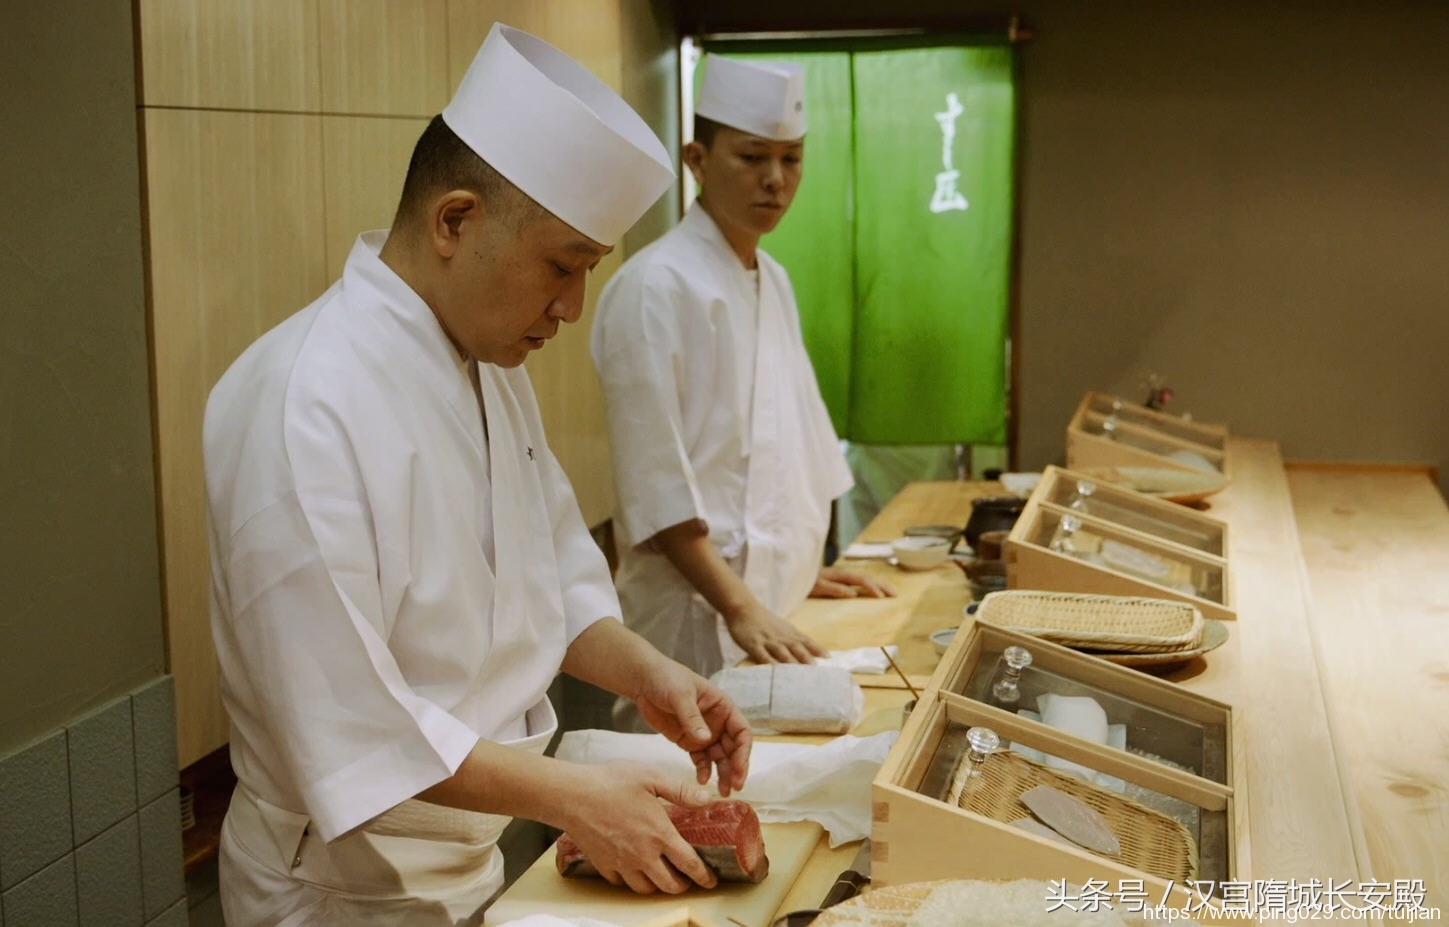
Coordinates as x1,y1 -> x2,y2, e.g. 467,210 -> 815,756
1051,513 -> 1083,553
991,645 -> 1033,706
1070,479 -> 1097,510
962,726 -> 1001,778
1102,415 -> 1119,437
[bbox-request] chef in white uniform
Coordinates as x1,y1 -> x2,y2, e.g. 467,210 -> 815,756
204,25 -> 752,926
591,55 -> 894,730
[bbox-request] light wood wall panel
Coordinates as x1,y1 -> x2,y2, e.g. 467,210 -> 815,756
619,0 -> 682,251
447,1 -> 625,92
318,0 -> 451,116
321,116 -> 431,275
145,109 -> 329,765
138,0 -> 321,110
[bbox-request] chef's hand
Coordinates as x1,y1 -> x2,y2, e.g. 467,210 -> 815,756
811,565 -> 897,599
558,762 -> 719,894
634,660 -> 752,797
725,603 -> 829,664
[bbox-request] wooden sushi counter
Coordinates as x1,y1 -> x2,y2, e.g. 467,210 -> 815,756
488,436 -> 1446,922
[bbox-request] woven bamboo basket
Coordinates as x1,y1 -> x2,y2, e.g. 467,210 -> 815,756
976,590 -> 1204,654
949,748 -> 1198,884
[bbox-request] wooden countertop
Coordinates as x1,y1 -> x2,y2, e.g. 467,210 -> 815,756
491,439 -> 1394,922
1287,463 -> 1449,911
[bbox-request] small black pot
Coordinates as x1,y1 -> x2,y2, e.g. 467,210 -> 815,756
964,496 -> 1025,550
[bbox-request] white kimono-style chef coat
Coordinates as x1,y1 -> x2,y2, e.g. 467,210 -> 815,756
591,202 -> 853,693
204,231 -> 618,925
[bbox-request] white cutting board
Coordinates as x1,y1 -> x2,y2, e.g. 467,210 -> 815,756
484,821 -> 824,927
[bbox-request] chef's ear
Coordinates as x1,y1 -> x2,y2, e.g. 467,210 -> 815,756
429,189 -> 481,257
682,140 -> 708,188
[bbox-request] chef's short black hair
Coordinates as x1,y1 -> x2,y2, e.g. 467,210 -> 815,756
693,115 -> 724,148
393,114 -> 547,231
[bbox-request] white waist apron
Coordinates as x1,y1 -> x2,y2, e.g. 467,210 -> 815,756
219,700 -> 557,927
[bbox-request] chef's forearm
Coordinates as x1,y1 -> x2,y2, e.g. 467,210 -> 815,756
415,739 -> 588,831
651,520 -> 761,625
559,616 -> 678,699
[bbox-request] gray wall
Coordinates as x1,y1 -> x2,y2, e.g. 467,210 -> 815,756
0,2 -> 181,921
680,0 -> 1449,492
0,1 -> 165,755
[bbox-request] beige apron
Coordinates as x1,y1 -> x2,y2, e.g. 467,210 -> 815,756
724,266 -> 840,665
220,700 -> 557,927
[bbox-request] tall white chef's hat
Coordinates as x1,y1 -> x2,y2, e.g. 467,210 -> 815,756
695,55 -> 807,142
442,23 -> 674,245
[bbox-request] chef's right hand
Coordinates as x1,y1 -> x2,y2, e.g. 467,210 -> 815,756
724,603 -> 829,664
557,761 -> 717,894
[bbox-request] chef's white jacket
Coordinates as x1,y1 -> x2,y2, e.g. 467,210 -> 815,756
591,203 -> 853,686
204,231 -> 618,923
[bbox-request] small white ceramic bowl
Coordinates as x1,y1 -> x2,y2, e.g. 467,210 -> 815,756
891,536 -> 951,571
930,628 -> 957,654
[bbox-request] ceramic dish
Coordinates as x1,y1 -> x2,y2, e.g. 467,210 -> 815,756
1088,618 -> 1229,668
929,628 -> 956,654
891,536 -> 952,571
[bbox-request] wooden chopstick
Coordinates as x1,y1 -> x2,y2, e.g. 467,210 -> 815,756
881,646 -> 921,700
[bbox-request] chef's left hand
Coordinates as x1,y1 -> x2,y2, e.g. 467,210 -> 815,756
811,565 -> 897,599
634,662 -> 752,797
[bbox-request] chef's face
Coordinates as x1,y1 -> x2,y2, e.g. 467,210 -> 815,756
686,126 -> 804,241
440,194 -> 610,368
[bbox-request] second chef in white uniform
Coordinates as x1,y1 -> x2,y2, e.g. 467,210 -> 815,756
592,55 -> 894,731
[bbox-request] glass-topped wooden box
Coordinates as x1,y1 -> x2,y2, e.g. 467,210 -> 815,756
1067,392 -> 1229,475
1005,467 -> 1236,622
874,622 -> 1245,917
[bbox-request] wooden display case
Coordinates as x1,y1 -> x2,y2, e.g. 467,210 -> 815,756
1005,467 -> 1236,622
875,622 -> 1246,920
1067,392 -> 1229,475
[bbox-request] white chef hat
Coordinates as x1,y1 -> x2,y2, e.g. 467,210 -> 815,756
442,23 -> 674,245
695,55 -> 807,142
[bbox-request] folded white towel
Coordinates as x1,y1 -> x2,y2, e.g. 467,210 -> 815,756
841,541 -> 894,560
817,644 -> 898,674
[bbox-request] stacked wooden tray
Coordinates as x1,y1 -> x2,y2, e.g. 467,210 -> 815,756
1004,466 -> 1236,622
1066,392 -> 1229,477
872,622 -> 1246,920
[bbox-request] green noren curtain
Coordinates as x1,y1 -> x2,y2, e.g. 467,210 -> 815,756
725,45 -> 1016,446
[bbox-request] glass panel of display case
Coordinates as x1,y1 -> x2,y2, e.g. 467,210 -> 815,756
1079,412 -> 1225,473
1085,393 -> 1227,451
1026,506 -> 1227,604
1039,469 -> 1225,556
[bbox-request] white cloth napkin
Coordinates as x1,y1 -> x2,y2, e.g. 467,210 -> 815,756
841,541 -> 894,560
554,729 -> 899,847
818,644 -> 898,674
1014,699 -> 1127,793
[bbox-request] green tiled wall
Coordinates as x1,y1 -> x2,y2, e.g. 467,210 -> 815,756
0,677 -> 184,926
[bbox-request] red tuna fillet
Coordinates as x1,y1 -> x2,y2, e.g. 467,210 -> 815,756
555,799 -> 769,884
